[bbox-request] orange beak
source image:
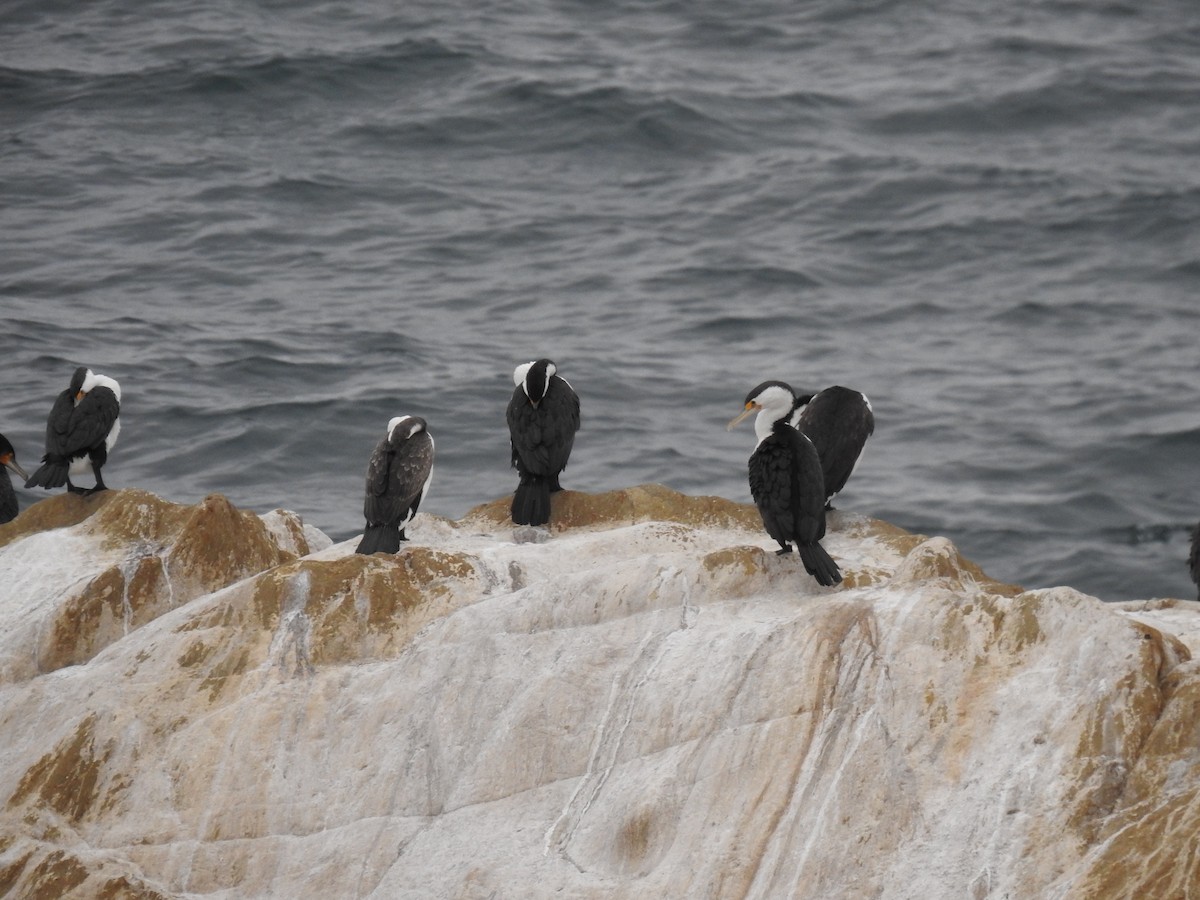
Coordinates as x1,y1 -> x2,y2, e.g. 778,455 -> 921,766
726,402 -> 759,431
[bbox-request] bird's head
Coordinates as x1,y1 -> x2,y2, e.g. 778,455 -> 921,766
387,416 -> 428,443
0,433 -> 29,482
515,359 -> 556,408
727,380 -> 796,430
69,366 -> 91,403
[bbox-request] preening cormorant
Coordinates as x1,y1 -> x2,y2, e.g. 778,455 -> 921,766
0,433 -> 29,524
729,380 -> 842,587
356,415 -> 435,555
506,359 -> 580,527
788,384 -> 874,509
25,366 -> 122,496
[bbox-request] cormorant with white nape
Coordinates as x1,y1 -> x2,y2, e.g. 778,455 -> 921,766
506,359 -> 580,527
788,384 -> 874,509
729,380 -> 842,587
356,415 -> 435,555
1189,522 -> 1200,602
25,366 -> 122,496
0,433 -> 30,524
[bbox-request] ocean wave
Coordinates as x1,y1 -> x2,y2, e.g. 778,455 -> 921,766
867,68 -> 1200,135
645,264 -> 821,293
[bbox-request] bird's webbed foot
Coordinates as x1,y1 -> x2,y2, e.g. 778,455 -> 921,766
775,545 -> 793,556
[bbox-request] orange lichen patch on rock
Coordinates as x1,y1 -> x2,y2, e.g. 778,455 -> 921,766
37,555 -> 172,673
40,489 -> 303,586
1064,631 -> 1194,839
0,839 -> 171,900
1071,785 -> 1200,900
702,545 -> 767,578
890,536 -> 1023,596
24,492 -> 304,677
175,546 -> 486,686
8,715 -> 112,825
983,591 -> 1048,655
80,489 -> 191,550
838,564 -> 892,590
0,490 -> 115,550
0,846 -> 35,896
1119,659 -> 1200,809
462,484 -> 764,533
163,493 -> 298,595
700,545 -> 772,598
17,850 -> 90,898
1068,657 -> 1200,896
300,548 -> 482,666
831,511 -> 930,556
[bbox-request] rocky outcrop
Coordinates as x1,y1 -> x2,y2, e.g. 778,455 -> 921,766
0,490 -> 318,682
0,486 -> 1197,898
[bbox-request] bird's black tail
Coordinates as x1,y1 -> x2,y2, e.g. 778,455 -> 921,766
356,523 -> 401,555
512,475 -> 551,526
798,542 -> 842,587
25,455 -> 69,490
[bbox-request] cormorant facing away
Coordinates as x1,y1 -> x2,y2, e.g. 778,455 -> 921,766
356,415 -> 435,555
729,380 -> 842,587
1189,522 -> 1200,602
0,433 -> 29,524
25,366 -> 122,496
788,385 -> 874,510
506,359 -> 580,527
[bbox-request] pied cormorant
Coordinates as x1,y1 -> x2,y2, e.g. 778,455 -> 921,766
0,433 -> 30,524
1189,522 -> 1200,602
506,358 -> 580,527
788,384 -> 874,510
25,366 -> 121,496
356,415 -> 435,555
729,380 -> 842,587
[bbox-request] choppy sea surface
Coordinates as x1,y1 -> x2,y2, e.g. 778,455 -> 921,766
2,0 -> 1198,601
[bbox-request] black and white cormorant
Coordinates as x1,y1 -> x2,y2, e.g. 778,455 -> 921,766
787,384 -> 874,510
356,415 -> 435,555
729,380 -> 842,587
506,359 -> 580,527
0,433 -> 30,524
1189,522 -> 1200,602
25,366 -> 122,496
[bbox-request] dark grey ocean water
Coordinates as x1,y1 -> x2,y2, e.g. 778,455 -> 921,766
2,0 -> 1198,601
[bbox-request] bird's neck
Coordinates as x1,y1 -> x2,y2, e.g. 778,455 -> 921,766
754,410 -> 788,446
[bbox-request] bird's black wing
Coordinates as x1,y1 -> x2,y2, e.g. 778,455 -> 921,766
796,387 -> 874,498
392,431 -> 434,519
43,389 -> 77,458
364,433 -> 435,526
363,440 -> 402,525
749,435 -> 797,547
540,376 -> 580,475
508,381 -> 580,478
64,386 -> 120,455
506,386 -> 541,475
785,428 -> 828,545
0,471 -> 17,524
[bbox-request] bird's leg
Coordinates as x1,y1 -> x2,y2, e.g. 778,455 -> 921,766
775,544 -> 793,556
81,463 -> 108,497
66,476 -> 87,495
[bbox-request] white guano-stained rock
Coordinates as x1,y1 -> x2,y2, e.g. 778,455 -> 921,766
0,485 -> 1196,899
